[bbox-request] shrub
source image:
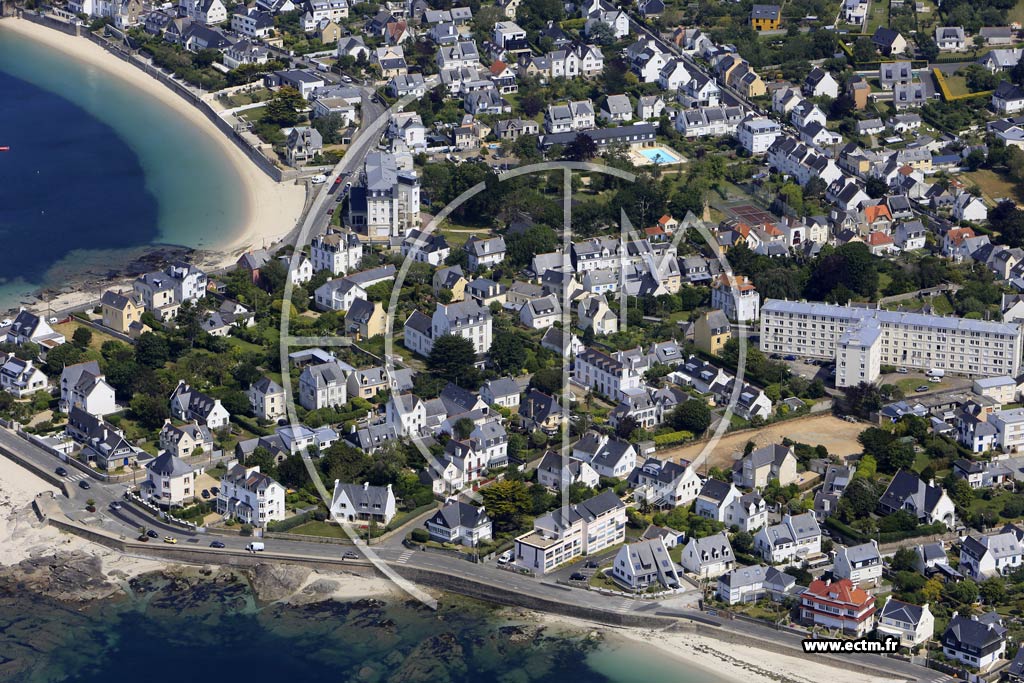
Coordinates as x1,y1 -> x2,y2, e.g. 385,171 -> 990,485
410,528 -> 430,543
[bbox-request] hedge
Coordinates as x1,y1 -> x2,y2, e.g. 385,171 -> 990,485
932,67 -> 994,102
266,510 -> 315,532
231,413 -> 272,437
654,430 -> 694,447
824,516 -> 948,544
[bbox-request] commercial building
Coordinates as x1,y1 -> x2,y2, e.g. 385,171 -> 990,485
514,490 -> 626,574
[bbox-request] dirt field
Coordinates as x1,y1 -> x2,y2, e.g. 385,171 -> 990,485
659,414 -> 866,471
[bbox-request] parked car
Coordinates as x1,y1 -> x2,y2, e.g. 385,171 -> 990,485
915,385 -> 930,392
78,480 -> 91,490
584,560 -> 598,569
497,550 -> 513,565
55,467 -> 67,477
146,529 -> 159,539
343,551 -> 359,560
896,368 -> 909,374
570,572 -> 586,581
210,486 -> 220,495
201,489 -> 210,499
209,541 -> 226,548
783,355 -> 797,361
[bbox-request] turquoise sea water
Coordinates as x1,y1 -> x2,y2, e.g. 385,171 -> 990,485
0,23 -> 247,308
0,574 -> 726,683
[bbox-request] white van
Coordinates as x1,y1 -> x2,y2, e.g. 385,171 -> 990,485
926,369 -> 945,379
246,542 -> 265,552
311,174 -> 327,184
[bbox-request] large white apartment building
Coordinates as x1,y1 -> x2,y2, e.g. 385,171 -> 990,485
760,299 -> 1023,388
514,490 -> 626,574
573,346 -> 645,402
347,152 -> 420,241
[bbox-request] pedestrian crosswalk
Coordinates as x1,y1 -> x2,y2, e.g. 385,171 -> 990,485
396,550 -> 415,564
66,472 -> 89,483
609,598 -> 634,614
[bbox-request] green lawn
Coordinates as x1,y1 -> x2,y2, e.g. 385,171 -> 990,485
223,336 -> 263,354
865,0 -> 889,34
959,169 -> 1023,205
238,105 -> 267,123
288,521 -> 349,538
1009,0 -> 1024,26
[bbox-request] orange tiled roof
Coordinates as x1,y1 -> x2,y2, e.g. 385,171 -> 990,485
804,578 -> 873,607
866,231 -> 894,246
947,227 -> 976,245
864,204 -> 892,223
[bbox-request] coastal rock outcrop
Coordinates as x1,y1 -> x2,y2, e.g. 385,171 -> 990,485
247,563 -> 312,602
4,551 -> 120,602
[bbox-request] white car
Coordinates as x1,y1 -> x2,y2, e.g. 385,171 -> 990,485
48,317 -> 58,324
1,318 -> 11,327
497,550 -> 513,565
311,174 -> 327,184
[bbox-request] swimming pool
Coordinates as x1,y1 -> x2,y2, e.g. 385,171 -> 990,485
637,146 -> 683,164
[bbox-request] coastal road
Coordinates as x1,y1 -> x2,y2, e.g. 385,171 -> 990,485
0,429 -> 948,681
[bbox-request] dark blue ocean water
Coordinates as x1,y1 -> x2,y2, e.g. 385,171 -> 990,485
0,577 -> 717,683
0,23 -> 247,309
0,68 -> 160,282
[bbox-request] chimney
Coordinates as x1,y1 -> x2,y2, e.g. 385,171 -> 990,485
350,424 -> 356,434
363,481 -> 369,490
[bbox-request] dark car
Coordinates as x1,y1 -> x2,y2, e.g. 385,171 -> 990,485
55,467 -> 68,477
209,541 -> 226,548
915,385 -> 930,393
109,502 -> 122,511
146,530 -> 159,539
201,489 -> 211,499
584,560 -> 598,569
570,572 -> 586,581
78,480 -> 91,490
210,486 -> 220,495
783,355 -> 797,361
343,551 -> 359,560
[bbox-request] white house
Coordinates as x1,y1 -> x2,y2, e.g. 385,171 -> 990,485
754,512 -> 821,563
141,451 -> 195,507
329,480 -> 396,525
877,597 -> 935,650
298,361 -> 349,410
217,463 -> 286,526
169,380 -> 230,430
59,361 -> 116,417
833,540 -> 883,585
680,531 -> 735,578
248,376 -> 286,421
611,536 -> 681,590
425,501 -> 492,546
958,532 -> 1023,580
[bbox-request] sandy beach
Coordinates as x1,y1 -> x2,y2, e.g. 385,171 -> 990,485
0,17 -> 307,311
534,613 -> 907,683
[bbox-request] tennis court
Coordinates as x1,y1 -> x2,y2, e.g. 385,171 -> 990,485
724,203 -> 776,225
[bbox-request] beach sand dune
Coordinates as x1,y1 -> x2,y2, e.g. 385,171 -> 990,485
0,17 -> 307,311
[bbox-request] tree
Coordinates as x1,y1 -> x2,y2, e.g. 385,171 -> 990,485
135,332 -> 169,369
245,446 -> 278,479
732,531 -> 753,555
489,332 -> 527,375
948,477 -> 974,510
877,441 -> 915,473
842,477 -> 879,518
44,343 -> 84,376
71,326 -> 93,350
615,416 -> 638,439
587,21 -> 615,45
129,393 -> 169,429
263,86 -> 304,126
427,334 -> 478,387
670,399 -> 711,434
852,37 -> 877,64
312,113 -> 346,145
479,480 -> 532,532
864,176 -> 889,199
943,578 -> 979,605
564,133 -> 598,161
891,547 -> 918,572
980,577 -> 1006,604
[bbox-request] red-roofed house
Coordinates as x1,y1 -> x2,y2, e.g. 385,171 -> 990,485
658,214 -> 679,233
801,578 -> 876,636
863,203 -> 893,233
866,231 -> 896,255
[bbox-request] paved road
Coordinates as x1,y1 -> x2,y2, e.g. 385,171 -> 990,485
1,427 -> 948,680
